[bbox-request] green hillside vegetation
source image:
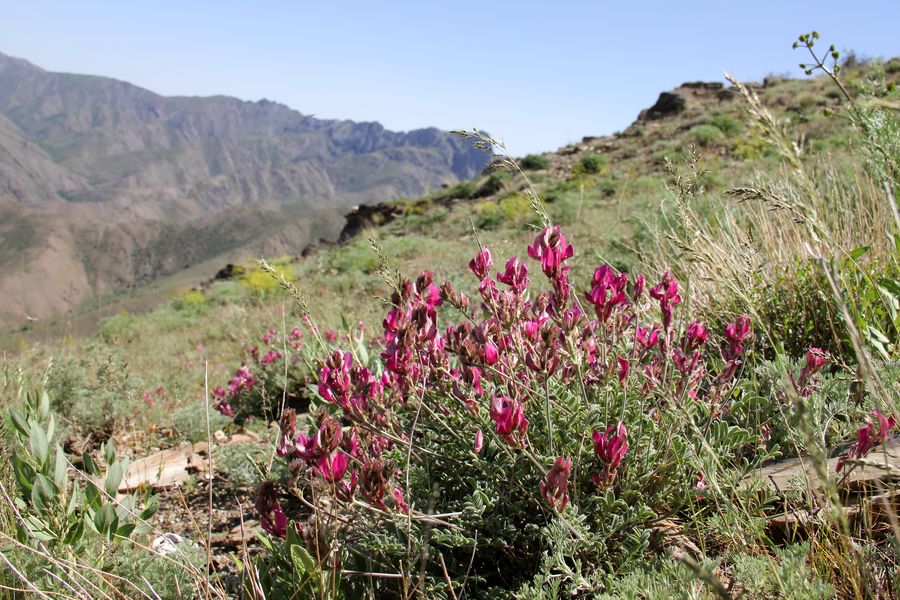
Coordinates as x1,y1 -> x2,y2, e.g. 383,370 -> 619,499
1,37 -> 899,598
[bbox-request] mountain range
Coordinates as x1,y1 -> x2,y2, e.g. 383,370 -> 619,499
0,52 -> 489,328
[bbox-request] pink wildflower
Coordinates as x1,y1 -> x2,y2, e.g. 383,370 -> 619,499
684,321 -> 708,351
617,356 -> 630,383
496,257 -> 529,294
649,272 -> 681,333
469,246 -> 493,280
695,472 -> 707,492
527,226 -> 574,279
473,429 -> 484,454
633,274 -> 646,300
584,265 -> 629,322
723,315 -> 752,360
540,456 -> 572,510
260,350 -> 283,365
255,482 -> 288,538
837,410 -> 896,471
490,396 -> 529,446
792,347 -> 829,397
592,422 -> 628,485
392,487 -> 410,514
316,451 -> 350,483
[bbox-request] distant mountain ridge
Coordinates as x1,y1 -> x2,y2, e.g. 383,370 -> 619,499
0,52 -> 489,327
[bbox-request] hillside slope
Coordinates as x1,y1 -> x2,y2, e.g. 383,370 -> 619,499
0,52 -> 489,328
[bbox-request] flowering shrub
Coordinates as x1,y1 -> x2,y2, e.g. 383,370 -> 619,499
212,322 -> 312,421
250,225 -> 787,596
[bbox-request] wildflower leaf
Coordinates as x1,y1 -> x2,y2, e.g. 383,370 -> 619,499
139,494 -> 160,521
53,446 -> 67,489
94,503 -> 118,537
38,391 -> 50,420
102,441 -> 116,466
8,408 -> 29,437
63,518 -> 84,545
11,454 -> 35,494
105,461 -> 123,498
84,482 -> 101,510
878,278 -> 900,297
289,543 -> 317,580
30,475 -> 55,514
24,515 -> 56,541
82,451 -> 99,476
29,422 -> 49,468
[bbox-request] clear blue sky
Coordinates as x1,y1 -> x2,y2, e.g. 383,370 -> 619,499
1,1 -> 898,155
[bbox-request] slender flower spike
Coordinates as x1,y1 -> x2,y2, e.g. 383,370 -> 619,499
649,272 -> 681,332
497,257 -> 530,294
837,410 -> 896,471
469,246 -> 493,280
316,451 -> 350,483
392,487 -> 410,514
695,472 -> 707,492
276,409 -> 297,457
592,422 -> 628,485
617,356 -> 630,383
723,315 -> 752,360
685,321 -> 708,351
793,347 -> 829,396
255,482 -> 288,538
633,273 -> 646,300
473,429 -> 484,454
484,340 -> 499,366
490,396 -> 529,446
540,456 -> 572,510
585,265 -> 629,322
527,226 -> 574,279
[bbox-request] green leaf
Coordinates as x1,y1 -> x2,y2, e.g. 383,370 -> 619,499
102,441 -> 116,467
94,504 -> 118,537
11,454 -> 35,494
878,277 -> 900,296
256,531 -> 275,552
45,414 -> 55,445
24,515 -> 57,541
139,495 -> 160,521
66,483 -> 79,516
116,523 -> 136,539
31,475 -> 56,514
38,391 -> 50,419
54,446 -> 68,489
8,408 -> 29,437
82,452 -> 99,476
63,519 -> 84,545
848,246 -> 869,261
290,543 -> 316,580
84,482 -> 101,510
105,462 -> 123,498
29,422 -> 49,468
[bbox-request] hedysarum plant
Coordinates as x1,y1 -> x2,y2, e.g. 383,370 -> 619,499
259,225 -> 778,597
212,322 -> 319,421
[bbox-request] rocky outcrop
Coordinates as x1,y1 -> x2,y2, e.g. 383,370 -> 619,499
637,81 -> 736,123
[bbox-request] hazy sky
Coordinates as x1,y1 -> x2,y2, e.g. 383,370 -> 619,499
1,1 -> 898,155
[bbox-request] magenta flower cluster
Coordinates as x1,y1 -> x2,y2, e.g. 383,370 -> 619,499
261,225 -> 757,529
213,324 -> 305,418
836,410 -> 896,472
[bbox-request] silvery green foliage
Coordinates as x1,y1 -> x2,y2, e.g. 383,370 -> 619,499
7,390 -> 158,547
